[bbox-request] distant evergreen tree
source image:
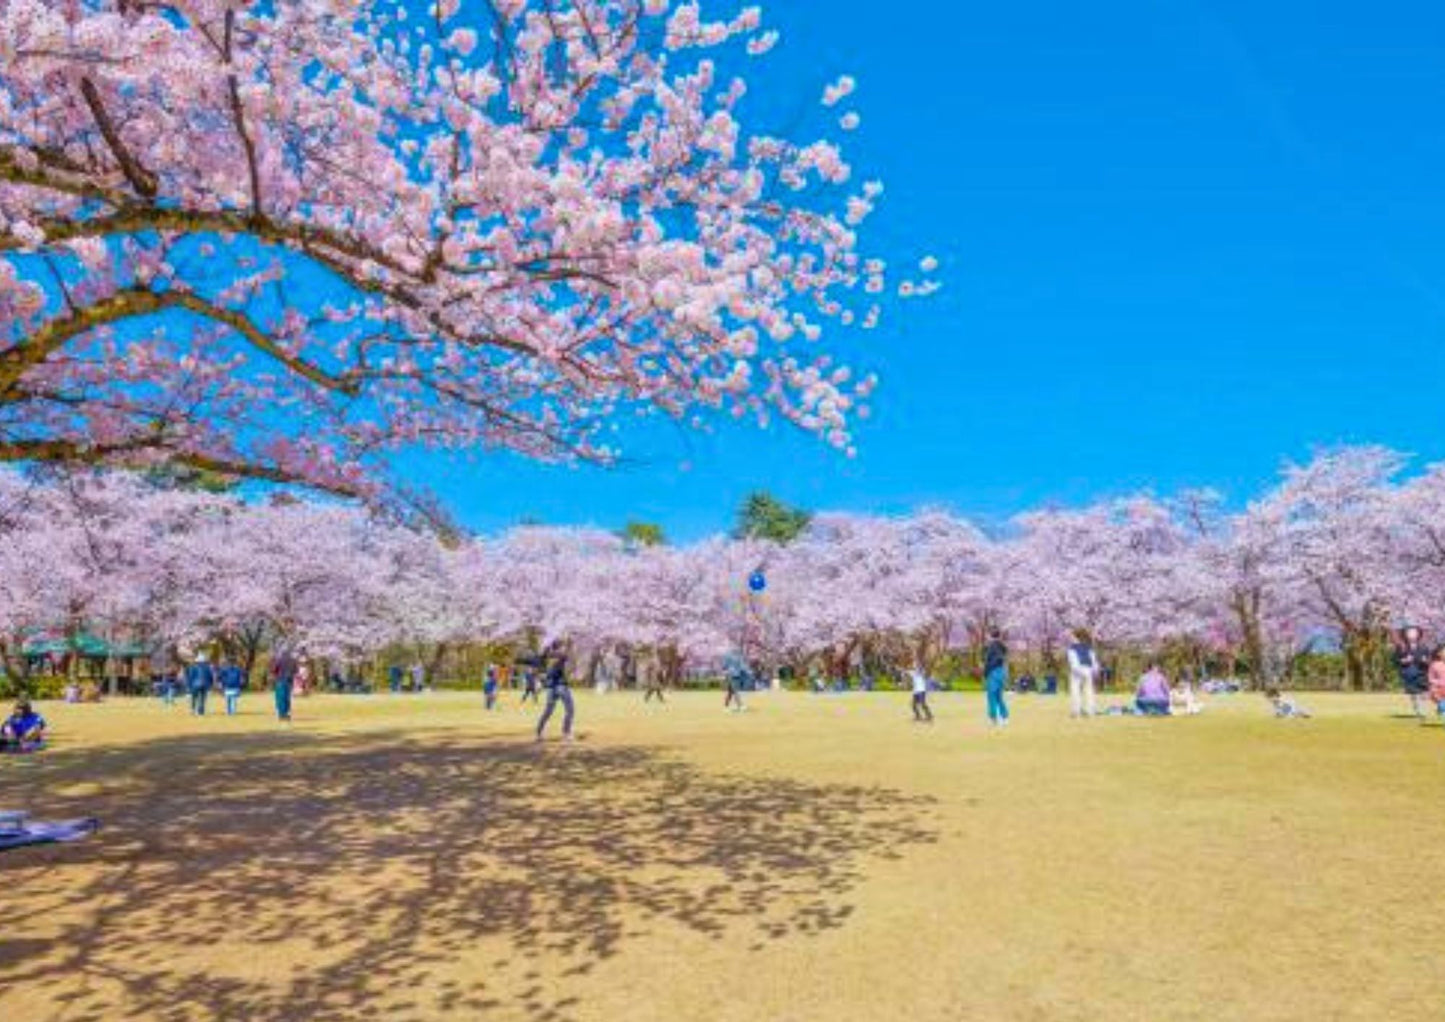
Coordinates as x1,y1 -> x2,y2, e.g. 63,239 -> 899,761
734,491 -> 811,543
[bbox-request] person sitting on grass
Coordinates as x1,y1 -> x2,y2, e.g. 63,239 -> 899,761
1265,687 -> 1311,719
1,700 -> 47,752
1135,664 -> 1173,716
1171,677 -> 1203,715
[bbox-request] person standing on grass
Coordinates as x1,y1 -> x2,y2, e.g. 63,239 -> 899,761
1392,626 -> 1432,720
185,652 -> 215,717
983,628 -> 1010,727
388,663 -> 402,694
1067,629 -> 1101,719
1428,647 -> 1445,724
908,662 -> 933,723
535,644 -> 575,742
642,654 -> 667,704
520,665 -> 541,704
723,656 -> 749,712
219,658 -> 246,716
271,647 -> 297,723
483,664 -> 500,710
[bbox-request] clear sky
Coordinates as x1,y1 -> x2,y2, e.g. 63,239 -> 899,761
413,0 -> 1445,540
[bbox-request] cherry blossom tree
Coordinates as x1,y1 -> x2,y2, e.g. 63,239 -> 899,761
1,1 -> 929,501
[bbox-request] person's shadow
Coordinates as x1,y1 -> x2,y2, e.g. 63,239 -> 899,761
1,728 -> 936,1022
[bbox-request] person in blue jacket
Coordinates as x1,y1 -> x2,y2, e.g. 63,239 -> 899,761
483,664 -> 500,710
219,658 -> 246,716
185,652 -> 216,716
1,700 -> 47,751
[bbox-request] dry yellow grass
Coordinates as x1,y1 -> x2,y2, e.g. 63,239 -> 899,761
3,688 -> 1444,1022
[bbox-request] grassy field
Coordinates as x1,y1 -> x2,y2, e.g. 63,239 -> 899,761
3,688 -> 1444,1022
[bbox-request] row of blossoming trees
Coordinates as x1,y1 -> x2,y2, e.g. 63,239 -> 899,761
3,444 -> 1443,694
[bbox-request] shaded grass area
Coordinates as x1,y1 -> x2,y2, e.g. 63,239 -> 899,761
3,691 -> 1445,1021
1,702 -> 934,1022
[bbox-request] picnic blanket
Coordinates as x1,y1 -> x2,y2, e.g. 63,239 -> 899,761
0,812 -> 99,852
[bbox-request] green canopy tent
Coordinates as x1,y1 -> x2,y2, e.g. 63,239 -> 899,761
23,631 -> 148,659
22,630 -> 152,694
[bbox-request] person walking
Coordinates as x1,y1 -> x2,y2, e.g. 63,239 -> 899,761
483,664 -> 500,710
908,662 -> 933,723
983,628 -> 1010,727
184,652 -> 215,717
1392,626 -> 1432,720
389,664 -> 403,694
410,662 -> 426,693
271,647 -> 297,723
643,657 -> 667,704
535,645 -> 575,742
723,656 -> 749,712
219,658 -> 246,716
1067,629 -> 1101,718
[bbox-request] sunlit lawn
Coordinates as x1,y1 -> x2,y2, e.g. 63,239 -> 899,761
3,686 -> 1443,1022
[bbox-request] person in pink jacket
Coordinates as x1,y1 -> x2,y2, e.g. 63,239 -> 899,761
1427,647 -> 1445,722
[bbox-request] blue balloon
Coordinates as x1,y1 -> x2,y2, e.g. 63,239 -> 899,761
748,570 -> 767,592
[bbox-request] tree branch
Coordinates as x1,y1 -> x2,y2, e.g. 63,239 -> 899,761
78,77 -> 159,200
1,287 -> 360,399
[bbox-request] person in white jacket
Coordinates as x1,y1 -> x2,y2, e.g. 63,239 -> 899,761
1066,630 -> 1101,718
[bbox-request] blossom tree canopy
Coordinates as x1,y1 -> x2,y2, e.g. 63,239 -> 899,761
0,1 -> 931,500
12,445 -> 1445,693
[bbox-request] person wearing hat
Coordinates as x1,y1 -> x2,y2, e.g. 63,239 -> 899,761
184,651 -> 216,717
1,700 -> 47,752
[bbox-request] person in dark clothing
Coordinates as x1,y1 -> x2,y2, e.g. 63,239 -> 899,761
271,648 -> 297,722
388,664 -> 403,694
723,656 -> 749,712
983,629 -> 1010,727
535,646 -> 575,741
185,653 -> 216,716
520,667 -> 541,704
1393,626 -> 1432,719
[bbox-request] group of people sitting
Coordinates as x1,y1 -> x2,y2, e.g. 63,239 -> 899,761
1131,664 -> 1205,716
1,700 -> 47,752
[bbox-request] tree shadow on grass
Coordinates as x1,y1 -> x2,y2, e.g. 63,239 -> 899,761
1,729 -> 936,1022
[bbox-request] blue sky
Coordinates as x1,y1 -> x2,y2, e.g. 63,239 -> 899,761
415,0 -> 1445,540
